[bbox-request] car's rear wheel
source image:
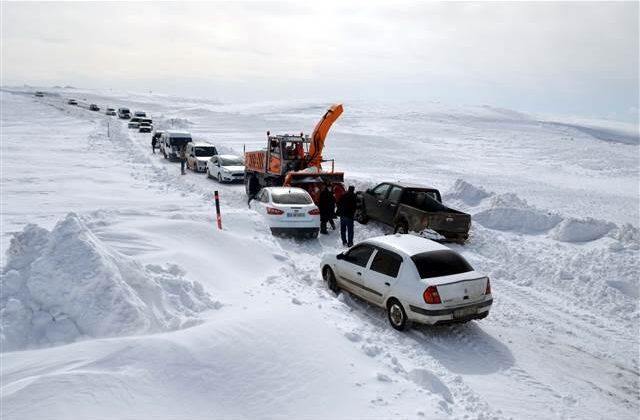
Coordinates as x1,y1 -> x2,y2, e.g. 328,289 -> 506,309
323,267 -> 340,295
387,299 -> 409,331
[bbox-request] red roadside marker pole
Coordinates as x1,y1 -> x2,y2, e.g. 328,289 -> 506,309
214,190 -> 222,230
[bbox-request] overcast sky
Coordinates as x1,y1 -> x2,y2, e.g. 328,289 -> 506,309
2,2 -> 638,121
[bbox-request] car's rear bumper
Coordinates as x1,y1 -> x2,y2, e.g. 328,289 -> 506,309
408,298 -> 492,325
270,227 -> 319,237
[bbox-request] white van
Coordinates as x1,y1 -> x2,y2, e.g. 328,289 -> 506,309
160,131 -> 193,160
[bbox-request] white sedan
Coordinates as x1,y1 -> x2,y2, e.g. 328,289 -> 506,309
250,187 -> 320,238
320,234 -> 492,330
207,154 -> 245,182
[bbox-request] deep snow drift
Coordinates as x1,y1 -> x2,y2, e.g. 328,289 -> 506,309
1,213 -> 217,351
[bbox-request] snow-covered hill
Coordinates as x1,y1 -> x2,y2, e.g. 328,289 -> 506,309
1,88 -> 638,419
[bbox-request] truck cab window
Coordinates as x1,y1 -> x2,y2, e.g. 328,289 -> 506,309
387,186 -> 403,202
372,184 -> 391,199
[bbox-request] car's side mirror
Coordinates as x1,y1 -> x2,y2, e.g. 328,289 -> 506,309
366,188 -> 372,194
336,253 -> 345,260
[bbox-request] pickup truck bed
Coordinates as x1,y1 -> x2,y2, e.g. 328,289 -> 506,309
356,182 -> 471,243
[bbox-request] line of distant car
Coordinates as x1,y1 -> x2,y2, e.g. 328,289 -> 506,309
52,93 -> 492,331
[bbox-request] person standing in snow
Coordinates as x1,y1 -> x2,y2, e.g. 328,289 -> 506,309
336,185 -> 357,247
179,143 -> 187,175
318,183 -> 336,234
151,136 -> 157,154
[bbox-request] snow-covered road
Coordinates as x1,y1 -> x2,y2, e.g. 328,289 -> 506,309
1,88 -> 638,419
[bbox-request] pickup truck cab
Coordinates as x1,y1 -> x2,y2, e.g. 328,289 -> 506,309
356,182 -> 471,243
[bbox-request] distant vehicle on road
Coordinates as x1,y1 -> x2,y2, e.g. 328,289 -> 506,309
185,142 -> 217,172
118,108 -> 131,119
356,182 -> 471,243
250,187 -> 320,238
134,111 -> 146,118
160,131 -> 192,160
207,154 -> 245,183
128,117 -> 142,129
89,104 -> 100,111
67,99 -> 78,105
105,107 -> 116,116
34,91 -> 44,97
320,234 -> 492,330
138,121 -> 153,133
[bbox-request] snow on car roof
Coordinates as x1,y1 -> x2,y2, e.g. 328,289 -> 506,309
263,186 -> 308,194
364,234 -> 448,256
166,130 -> 191,137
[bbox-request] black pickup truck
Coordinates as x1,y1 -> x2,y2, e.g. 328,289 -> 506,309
355,182 -> 471,243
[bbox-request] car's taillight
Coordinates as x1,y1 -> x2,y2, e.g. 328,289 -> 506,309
423,286 -> 441,304
485,277 -> 491,295
308,208 -> 320,215
266,207 -> 284,215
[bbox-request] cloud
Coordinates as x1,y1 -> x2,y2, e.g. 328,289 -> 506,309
1,2 -> 637,118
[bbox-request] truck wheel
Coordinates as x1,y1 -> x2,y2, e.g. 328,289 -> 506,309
245,174 -> 259,197
355,208 -> 369,224
394,221 -> 409,234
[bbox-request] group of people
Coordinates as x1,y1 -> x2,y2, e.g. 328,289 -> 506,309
318,183 -> 357,247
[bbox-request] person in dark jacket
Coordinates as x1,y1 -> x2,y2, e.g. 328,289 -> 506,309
179,144 -> 187,175
318,183 -> 336,234
337,185 -> 357,246
151,136 -> 157,154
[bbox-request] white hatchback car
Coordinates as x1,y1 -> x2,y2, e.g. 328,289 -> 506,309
207,154 -> 245,183
320,234 -> 492,330
251,187 -> 320,237
186,142 -> 217,172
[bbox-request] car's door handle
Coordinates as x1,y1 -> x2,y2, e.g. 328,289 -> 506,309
356,272 -> 362,276
384,282 -> 390,286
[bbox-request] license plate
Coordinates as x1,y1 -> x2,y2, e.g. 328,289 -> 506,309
453,306 -> 477,318
286,212 -> 304,218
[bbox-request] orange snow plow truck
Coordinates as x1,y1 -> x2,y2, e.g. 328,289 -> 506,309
244,103 -> 345,204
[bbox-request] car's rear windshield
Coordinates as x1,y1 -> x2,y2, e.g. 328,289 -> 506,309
170,137 -> 191,145
220,157 -> 243,166
411,250 -> 473,279
271,191 -> 312,205
121,108 -> 130,112
195,147 -> 216,157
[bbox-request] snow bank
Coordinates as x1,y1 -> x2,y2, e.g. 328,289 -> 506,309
449,180 -> 627,244
1,213 -> 218,351
474,193 -> 562,234
445,179 -> 491,206
551,217 -> 615,243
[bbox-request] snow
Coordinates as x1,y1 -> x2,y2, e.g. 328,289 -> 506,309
1,87 -> 639,419
1,213 -> 217,351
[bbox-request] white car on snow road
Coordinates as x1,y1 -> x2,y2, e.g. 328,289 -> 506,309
186,142 -> 217,172
207,154 -> 245,182
250,187 -> 320,237
320,234 -> 492,330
